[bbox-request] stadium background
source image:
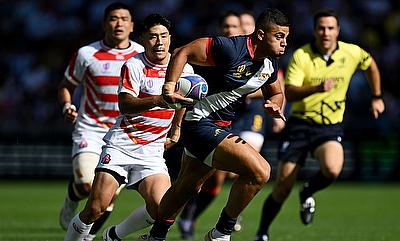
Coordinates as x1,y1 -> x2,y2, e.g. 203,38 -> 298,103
0,0 -> 399,181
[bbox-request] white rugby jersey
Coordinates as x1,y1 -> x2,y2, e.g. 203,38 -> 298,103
65,40 -> 144,133
103,52 -> 194,154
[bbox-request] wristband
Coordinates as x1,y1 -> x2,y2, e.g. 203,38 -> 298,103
372,94 -> 383,100
62,103 -> 76,115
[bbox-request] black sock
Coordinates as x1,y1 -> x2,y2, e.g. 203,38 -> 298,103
149,219 -> 174,240
300,171 -> 335,202
215,209 -> 237,235
256,194 -> 282,236
180,195 -> 198,220
67,179 -> 82,202
106,226 -> 120,241
192,190 -> 217,220
89,210 -> 112,235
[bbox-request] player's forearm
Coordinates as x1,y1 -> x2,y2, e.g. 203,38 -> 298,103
118,93 -> 165,115
365,59 -> 382,97
285,85 -> 321,102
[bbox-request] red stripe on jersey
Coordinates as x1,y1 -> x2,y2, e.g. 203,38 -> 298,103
139,109 -> 175,120
247,36 -> 255,59
84,103 -> 113,128
102,109 -> 119,117
138,92 -> 157,98
93,49 -> 138,61
85,76 -> 118,103
121,65 -> 138,95
93,76 -> 120,86
85,84 -> 119,117
132,123 -> 171,134
143,66 -> 167,78
133,132 -> 168,145
206,38 -> 215,66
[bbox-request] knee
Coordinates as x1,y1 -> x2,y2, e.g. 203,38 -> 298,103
74,183 -> 92,197
82,201 -> 105,222
322,167 -> 341,179
272,181 -> 294,202
252,161 -> 271,186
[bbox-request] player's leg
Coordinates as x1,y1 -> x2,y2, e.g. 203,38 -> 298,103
178,170 -> 226,239
64,171 -> 119,241
59,152 -> 98,230
205,134 -> 271,241
299,140 -> 344,224
144,153 -> 215,240
105,172 -> 171,241
254,161 -> 300,241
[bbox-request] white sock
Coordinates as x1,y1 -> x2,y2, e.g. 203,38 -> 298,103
115,205 -> 154,238
211,228 -> 230,240
64,214 -> 93,241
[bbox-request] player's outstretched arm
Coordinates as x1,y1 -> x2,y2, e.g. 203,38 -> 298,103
365,58 -> 385,119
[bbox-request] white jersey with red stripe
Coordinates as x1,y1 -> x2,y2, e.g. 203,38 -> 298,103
65,40 -> 144,156
102,52 -> 194,157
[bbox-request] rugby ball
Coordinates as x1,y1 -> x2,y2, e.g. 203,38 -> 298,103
175,74 -> 208,100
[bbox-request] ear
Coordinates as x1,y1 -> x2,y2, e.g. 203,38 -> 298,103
130,21 -> 134,33
257,29 -> 265,41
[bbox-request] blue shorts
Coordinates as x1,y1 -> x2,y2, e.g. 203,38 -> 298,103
181,119 -> 231,163
231,98 -> 266,135
278,117 -> 343,166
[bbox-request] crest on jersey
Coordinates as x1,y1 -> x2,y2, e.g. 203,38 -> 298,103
101,154 -> 111,164
257,73 -> 270,81
103,62 -> 110,71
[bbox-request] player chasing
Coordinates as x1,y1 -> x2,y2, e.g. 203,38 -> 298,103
139,8 -> 289,241
58,2 -> 143,240
254,9 -> 385,241
63,13 -> 194,241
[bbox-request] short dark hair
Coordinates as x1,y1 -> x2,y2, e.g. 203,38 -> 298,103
142,14 -> 171,33
103,2 -> 134,21
219,10 -> 240,27
255,8 -> 290,31
313,9 -> 339,29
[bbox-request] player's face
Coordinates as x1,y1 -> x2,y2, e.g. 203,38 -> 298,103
103,9 -> 133,46
220,16 -> 242,37
260,23 -> 289,58
314,16 -> 340,54
142,25 -> 171,64
240,14 -> 255,35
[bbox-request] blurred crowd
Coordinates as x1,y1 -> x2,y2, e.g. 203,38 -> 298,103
0,0 -> 399,144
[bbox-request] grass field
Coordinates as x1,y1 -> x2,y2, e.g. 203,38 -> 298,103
0,180 -> 399,241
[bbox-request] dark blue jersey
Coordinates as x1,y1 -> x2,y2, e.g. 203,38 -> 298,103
186,35 -> 279,124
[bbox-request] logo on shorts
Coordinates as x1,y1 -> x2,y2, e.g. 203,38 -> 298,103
281,141 -> 290,151
79,140 -> 88,148
101,154 -> 111,164
214,129 -> 222,137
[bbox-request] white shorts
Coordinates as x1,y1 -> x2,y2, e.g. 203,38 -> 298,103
96,144 -> 169,188
72,128 -> 107,156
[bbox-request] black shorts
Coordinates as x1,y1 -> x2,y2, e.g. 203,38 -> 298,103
278,117 -> 343,166
181,119 -> 231,164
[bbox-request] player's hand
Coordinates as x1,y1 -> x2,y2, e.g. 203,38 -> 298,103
318,78 -> 335,92
63,103 -> 78,124
162,82 -> 193,109
371,98 -> 385,119
264,100 -> 286,121
272,118 -> 286,133
164,125 -> 181,150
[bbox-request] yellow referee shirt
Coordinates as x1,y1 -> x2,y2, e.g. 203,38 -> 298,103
286,41 -> 372,125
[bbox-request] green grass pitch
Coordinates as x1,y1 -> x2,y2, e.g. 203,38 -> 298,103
0,180 -> 399,241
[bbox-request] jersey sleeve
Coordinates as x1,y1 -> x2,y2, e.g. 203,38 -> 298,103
118,61 -> 141,97
356,46 -> 372,71
209,36 -> 236,66
285,49 -> 306,86
64,49 -> 87,86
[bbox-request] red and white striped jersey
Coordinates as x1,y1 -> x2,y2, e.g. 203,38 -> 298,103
65,40 -> 144,133
103,52 -> 194,154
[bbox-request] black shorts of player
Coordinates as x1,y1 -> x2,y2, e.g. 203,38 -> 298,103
278,117 -> 344,166
181,118 -> 231,163
231,98 -> 266,135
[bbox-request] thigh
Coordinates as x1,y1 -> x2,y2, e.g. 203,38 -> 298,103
212,134 -> 269,177
87,171 -> 119,208
314,141 -> 344,176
